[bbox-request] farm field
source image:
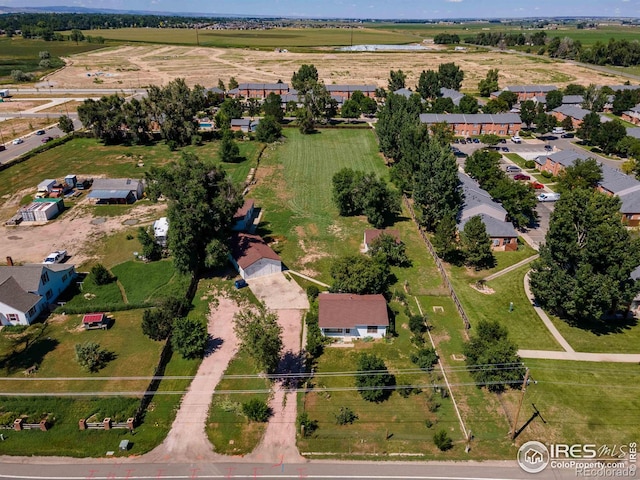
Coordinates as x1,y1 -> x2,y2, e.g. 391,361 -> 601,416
72,27 -> 420,49
40,43 -> 631,93
0,37 -> 109,83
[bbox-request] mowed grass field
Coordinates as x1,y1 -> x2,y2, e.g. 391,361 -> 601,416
73,27 -> 420,48
0,37 -> 109,81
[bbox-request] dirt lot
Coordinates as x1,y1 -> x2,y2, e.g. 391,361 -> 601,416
0,194 -> 165,266
39,44 -> 631,92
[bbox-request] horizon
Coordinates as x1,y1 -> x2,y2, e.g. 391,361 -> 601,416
1,0 -> 639,20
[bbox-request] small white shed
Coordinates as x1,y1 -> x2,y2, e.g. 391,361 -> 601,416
230,233 -> 282,280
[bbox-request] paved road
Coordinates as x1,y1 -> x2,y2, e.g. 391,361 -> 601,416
519,349 -> 640,362
0,459 -> 580,480
0,118 -> 82,166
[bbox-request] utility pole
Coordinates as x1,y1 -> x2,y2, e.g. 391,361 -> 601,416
511,368 -> 530,440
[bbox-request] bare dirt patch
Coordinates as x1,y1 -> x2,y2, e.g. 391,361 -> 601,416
46,45 -> 632,92
0,196 -> 165,266
0,100 -> 49,112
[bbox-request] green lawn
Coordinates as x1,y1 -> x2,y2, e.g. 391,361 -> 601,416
513,359 -> 640,445
546,313 -> 640,354
297,308 -> 465,458
414,295 -> 518,460
206,349 -> 271,455
111,260 -> 189,304
251,128 -> 389,283
0,136 -> 261,205
448,264 -> 562,351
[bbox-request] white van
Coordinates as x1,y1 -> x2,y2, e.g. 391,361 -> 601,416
537,192 -> 560,202
552,127 -> 565,134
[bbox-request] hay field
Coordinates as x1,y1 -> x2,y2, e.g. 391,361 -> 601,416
46,44 -> 632,92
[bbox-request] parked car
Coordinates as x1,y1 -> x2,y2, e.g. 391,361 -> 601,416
537,192 -> 561,202
12,138 -> 24,145
511,135 -> 522,143
0,145 -> 4,151
35,129 -> 45,135
514,174 -> 531,181
545,144 -> 553,151
234,279 -> 248,289
505,165 -> 521,173
41,136 -> 53,143
43,250 -> 67,264
531,182 -> 545,189
459,139 -> 467,144
561,133 -> 574,138
500,139 -> 507,144
502,147 -> 509,152
472,138 -> 480,143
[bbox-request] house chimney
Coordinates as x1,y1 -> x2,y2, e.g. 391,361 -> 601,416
6,256 -> 13,266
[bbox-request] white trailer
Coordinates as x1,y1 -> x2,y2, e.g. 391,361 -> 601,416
0,89 -> 9,98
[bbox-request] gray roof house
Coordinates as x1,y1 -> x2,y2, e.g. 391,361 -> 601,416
561,95 -> 584,105
0,263 -> 76,326
230,118 -> 260,133
440,87 -> 464,106
552,105 -> 592,122
393,88 -> 414,98
626,127 -> 640,140
419,113 -> 521,125
457,173 -> 518,250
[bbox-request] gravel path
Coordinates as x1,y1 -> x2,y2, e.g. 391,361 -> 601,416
143,297 -> 241,463
246,309 -> 306,464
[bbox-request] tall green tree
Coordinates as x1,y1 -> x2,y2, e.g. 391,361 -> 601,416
438,62 -> 464,90
460,216 -> 494,270
172,317 -> 208,359
255,115 -> 282,143
576,111 -> 601,145
69,28 -> 84,44
417,69 -> 441,100
262,92 -> 284,122
458,95 -> 479,114
146,152 -> 242,275
432,214 -> 460,262
478,69 -> 499,97
594,120 -> 627,154
463,320 -> 525,392
234,307 -> 283,374
557,158 -> 602,192
387,69 -> 406,92
58,114 -> 75,134
497,90 -> 518,110
376,92 -> 422,162
368,233 -> 410,267
581,84 -> 607,112
412,139 -> 463,232
137,226 -> 162,261
545,90 -> 564,111
530,189 -> 640,322
291,64 -> 319,93
519,100 -> 536,128
355,353 -> 395,402
330,254 -> 392,295
341,99 -> 361,122
219,128 -> 240,162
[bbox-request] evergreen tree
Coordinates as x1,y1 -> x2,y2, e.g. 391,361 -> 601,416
291,64 -> 319,93
519,100 -> 536,128
387,69 -> 406,92
437,62 -> 464,90
460,216 -> 494,270
417,69 -> 441,100
413,139 -> 463,232
478,69 -> 499,97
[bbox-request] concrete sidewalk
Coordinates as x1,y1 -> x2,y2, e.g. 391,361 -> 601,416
519,349 -> 640,362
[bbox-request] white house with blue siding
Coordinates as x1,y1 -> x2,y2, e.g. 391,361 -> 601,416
0,263 -> 76,326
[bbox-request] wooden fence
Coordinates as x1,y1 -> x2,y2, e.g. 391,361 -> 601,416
403,196 -> 471,330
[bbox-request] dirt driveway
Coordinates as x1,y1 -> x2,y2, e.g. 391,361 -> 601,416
248,273 -> 310,310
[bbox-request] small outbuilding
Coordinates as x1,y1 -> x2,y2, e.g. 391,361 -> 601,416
82,313 -> 108,330
153,217 -> 169,247
229,233 -> 282,280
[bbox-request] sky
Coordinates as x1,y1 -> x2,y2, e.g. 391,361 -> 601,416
4,0 -> 640,19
